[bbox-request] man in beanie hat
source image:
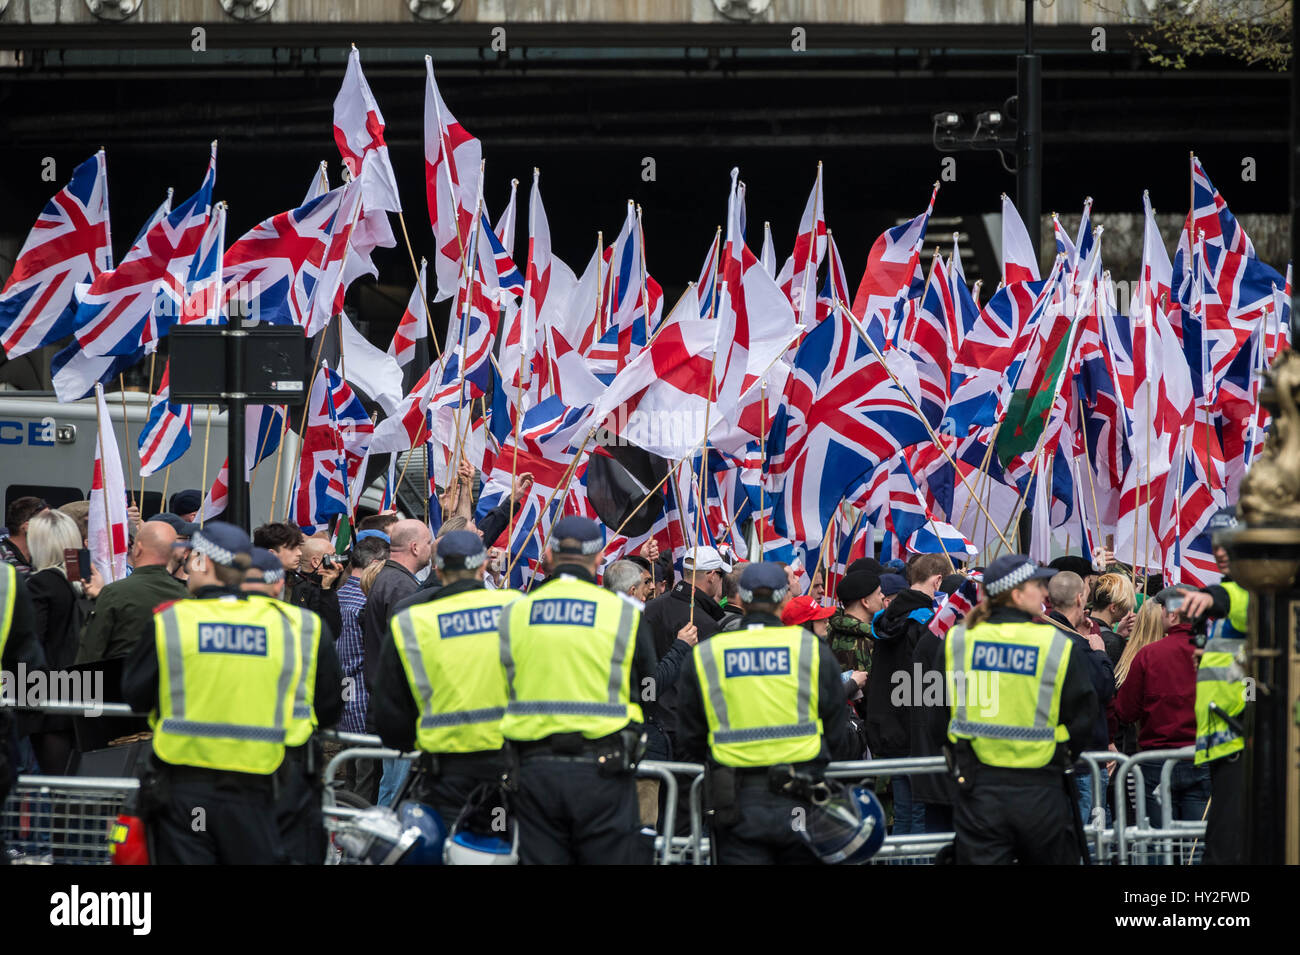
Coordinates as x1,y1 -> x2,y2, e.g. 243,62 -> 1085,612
827,570 -> 883,674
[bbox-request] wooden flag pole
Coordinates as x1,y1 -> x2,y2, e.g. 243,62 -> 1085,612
285,356 -> 326,521
688,325 -> 722,628
139,349 -> 159,509
954,422 -> 1000,534
199,404 -> 214,529
758,382 -> 767,555
268,409 -> 292,525
161,466 -> 172,517
1075,399 -> 1105,553
449,193 -> 485,485
841,301 -> 1015,553
117,375 -> 137,508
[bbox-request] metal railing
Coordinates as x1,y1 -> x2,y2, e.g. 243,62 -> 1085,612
1,705 -> 1209,865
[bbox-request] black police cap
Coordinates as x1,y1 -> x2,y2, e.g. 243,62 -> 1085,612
435,530 -> 487,570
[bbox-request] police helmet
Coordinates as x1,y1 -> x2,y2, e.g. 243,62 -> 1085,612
334,804 -> 446,866
395,800 -> 449,865
443,782 -> 519,865
798,783 -> 886,865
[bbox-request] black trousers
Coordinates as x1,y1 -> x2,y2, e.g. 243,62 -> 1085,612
275,751 -> 326,865
953,779 -> 1083,865
711,785 -> 819,866
513,756 -> 646,865
1203,753 -> 1245,865
151,776 -> 287,865
409,756 -> 507,829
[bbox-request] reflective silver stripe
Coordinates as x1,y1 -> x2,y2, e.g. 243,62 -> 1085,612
698,641 -> 730,731
1204,638 -> 1244,654
1033,632 -> 1070,729
0,564 -> 13,658
499,602 -> 518,702
796,629 -> 815,725
607,600 -> 636,704
394,609 -> 436,721
714,722 -> 819,745
420,707 -> 506,729
949,719 -> 1056,741
1197,666 -> 1236,683
506,700 -> 629,718
291,607 -> 316,722
272,611 -> 296,733
948,625 -> 968,726
159,718 -> 286,743
162,609 -> 186,720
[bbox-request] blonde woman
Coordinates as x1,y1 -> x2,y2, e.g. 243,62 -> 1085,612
1089,573 -> 1136,666
1114,598 -> 1164,688
24,509 -> 101,774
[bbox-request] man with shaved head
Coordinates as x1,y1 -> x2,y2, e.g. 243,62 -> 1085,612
1043,569 -> 1115,825
76,519 -> 189,662
357,518 -> 434,804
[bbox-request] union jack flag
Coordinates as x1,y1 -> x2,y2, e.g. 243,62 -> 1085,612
217,185 -> 349,329
586,202 -> 663,380
290,364 -> 374,533
767,299 -> 929,550
0,150 -> 111,359
76,142 -> 216,358
850,182 -> 938,347
137,361 -> 192,477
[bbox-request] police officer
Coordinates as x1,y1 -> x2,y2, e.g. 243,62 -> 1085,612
241,544 -> 335,865
1,561 -> 45,859
243,547 -> 287,599
926,554 -> 1099,864
498,515 -> 658,865
372,530 -> 514,825
676,562 -> 857,864
122,523 -> 342,865
1179,578 -> 1250,865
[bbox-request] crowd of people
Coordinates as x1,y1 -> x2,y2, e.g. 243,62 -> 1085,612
0,479 -> 1247,865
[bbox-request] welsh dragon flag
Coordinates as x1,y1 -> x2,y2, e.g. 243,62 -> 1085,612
996,241 -> 1101,479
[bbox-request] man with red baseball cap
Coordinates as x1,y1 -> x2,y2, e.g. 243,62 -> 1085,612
780,595 -> 836,638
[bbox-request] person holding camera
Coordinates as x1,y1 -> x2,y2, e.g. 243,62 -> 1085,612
1113,585 -> 1211,827
288,535 -> 344,640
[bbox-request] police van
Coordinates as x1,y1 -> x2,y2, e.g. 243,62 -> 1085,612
0,391 -> 288,524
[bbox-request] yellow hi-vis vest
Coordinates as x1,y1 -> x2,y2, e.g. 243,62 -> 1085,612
499,575 -> 643,742
151,595 -> 308,775
244,594 -> 321,747
1194,581 -> 1249,766
694,625 -> 823,768
945,621 -> 1074,769
391,587 -> 514,754
0,562 -> 15,664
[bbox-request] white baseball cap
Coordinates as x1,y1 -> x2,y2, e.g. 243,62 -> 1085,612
683,546 -> 731,573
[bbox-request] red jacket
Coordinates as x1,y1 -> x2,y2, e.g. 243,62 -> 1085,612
1114,623 -> 1199,750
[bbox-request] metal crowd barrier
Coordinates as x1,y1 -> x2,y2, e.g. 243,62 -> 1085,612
3,776 -> 139,865
1,706 -> 1209,866
1112,746 -> 1207,866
